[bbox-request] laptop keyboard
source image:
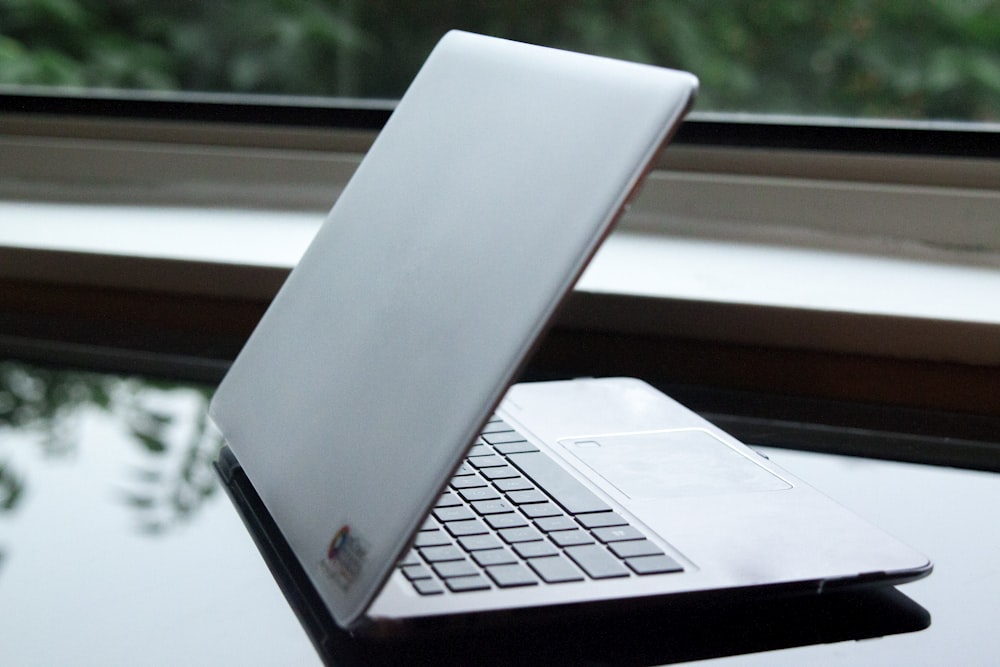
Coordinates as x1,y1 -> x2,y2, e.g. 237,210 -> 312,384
398,416 -> 683,595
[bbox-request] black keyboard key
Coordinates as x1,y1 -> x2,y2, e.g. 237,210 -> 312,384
471,499 -> 514,515
433,560 -> 480,578
458,534 -> 503,551
459,487 -> 501,502
507,452 -> 612,515
467,444 -> 493,457
445,519 -> 488,537
485,513 -> 528,530
514,541 -> 559,559
608,539 -> 663,559
520,502 -> 565,519
486,563 -> 539,587
565,545 -> 630,579
482,431 -> 529,445
414,530 -> 452,547
481,420 -> 512,434
480,465 -> 520,480
451,475 -> 487,490
401,564 -> 432,580
493,441 -> 540,455
472,547 -> 517,567
549,530 -> 595,548
534,515 -> 578,532
626,554 -> 684,575
498,526 -> 543,544
469,455 -> 506,469
529,555 -> 585,583
433,506 -> 475,523
576,511 -> 628,529
412,579 -> 445,595
593,525 -> 645,543
420,545 -> 465,562
506,489 -> 548,504
492,477 -> 534,492
445,574 -> 491,592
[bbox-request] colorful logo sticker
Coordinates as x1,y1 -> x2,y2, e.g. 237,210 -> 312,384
320,524 -> 368,591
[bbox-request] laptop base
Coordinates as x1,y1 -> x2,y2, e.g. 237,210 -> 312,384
216,445 -> 929,664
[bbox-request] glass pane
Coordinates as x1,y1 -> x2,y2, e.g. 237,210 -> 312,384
2,1 -> 999,122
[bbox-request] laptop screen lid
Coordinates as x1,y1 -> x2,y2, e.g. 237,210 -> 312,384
209,30 -> 697,631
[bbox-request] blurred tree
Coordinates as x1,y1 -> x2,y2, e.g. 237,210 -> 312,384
1,1 -> 998,120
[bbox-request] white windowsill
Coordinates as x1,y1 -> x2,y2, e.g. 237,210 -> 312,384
3,200 -> 999,366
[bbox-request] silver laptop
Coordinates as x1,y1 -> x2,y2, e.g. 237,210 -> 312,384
210,30 -> 930,640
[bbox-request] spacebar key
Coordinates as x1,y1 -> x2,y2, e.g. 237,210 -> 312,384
506,452 -> 612,515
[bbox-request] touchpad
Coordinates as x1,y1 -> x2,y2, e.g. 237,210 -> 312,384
560,429 -> 790,499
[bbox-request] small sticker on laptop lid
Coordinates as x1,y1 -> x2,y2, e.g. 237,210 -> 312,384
319,524 -> 370,591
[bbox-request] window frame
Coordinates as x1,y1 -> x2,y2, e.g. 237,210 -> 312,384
2,90 -> 999,450
4,89 -> 999,228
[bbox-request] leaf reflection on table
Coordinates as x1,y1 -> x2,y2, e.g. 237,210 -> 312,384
0,359 -> 223,568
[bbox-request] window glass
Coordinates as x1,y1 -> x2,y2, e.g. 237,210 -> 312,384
2,1 -> 999,122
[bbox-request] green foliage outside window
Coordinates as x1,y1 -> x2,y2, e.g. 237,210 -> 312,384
2,0 -> 999,121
